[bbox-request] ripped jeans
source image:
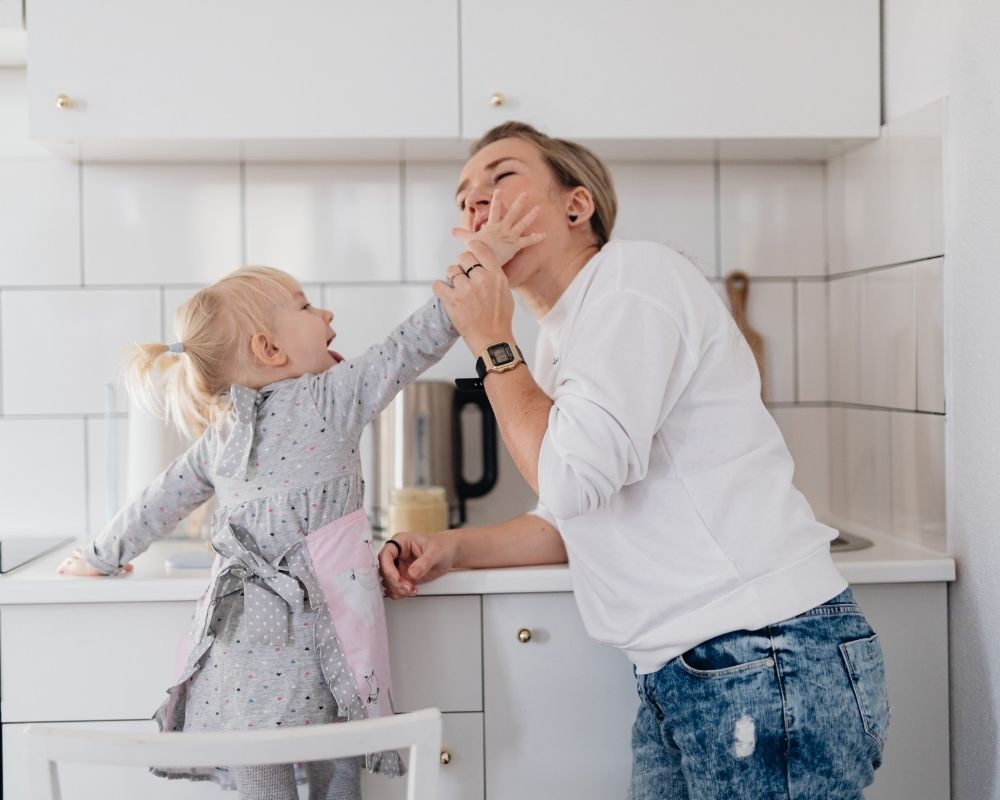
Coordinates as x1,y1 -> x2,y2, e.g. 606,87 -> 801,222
629,589 -> 889,800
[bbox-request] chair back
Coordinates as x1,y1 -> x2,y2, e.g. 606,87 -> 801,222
25,707 -> 441,800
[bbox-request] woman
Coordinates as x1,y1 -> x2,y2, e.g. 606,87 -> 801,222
378,121 -> 889,799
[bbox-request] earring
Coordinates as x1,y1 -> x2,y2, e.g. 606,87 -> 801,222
568,214 -> 578,222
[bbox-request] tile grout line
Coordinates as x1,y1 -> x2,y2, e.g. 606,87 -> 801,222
827,254 -> 944,281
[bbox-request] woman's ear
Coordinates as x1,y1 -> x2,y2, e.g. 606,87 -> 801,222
250,331 -> 288,367
565,186 -> 596,228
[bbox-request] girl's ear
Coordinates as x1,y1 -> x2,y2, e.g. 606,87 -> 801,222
250,331 -> 288,367
565,185 -> 596,228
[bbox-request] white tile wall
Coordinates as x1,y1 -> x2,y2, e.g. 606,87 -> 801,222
796,281 -> 828,402
0,160 -> 80,286
611,161 -> 717,275
86,417 -> 128,533
840,136 -> 892,273
890,411 -> 946,550
719,163 -> 825,277
829,407 -> 893,533
770,406 -> 831,516
0,418 -> 87,535
82,163 -> 242,285
915,257 -> 945,413
825,156 -> 846,274
1,288 -> 161,415
0,0 -> 22,28
828,276 -> 862,404
403,161 -> 465,282
860,265 -> 917,409
246,163 -> 402,283
746,282 -> 796,403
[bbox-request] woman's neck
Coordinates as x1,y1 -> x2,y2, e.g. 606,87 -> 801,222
518,241 -> 601,319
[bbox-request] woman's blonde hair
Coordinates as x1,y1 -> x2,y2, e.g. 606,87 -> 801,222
124,266 -> 301,439
471,121 -> 618,248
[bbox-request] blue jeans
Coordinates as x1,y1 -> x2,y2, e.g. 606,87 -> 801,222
629,589 -> 889,799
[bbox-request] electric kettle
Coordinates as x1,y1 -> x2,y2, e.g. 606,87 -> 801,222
370,379 -> 498,532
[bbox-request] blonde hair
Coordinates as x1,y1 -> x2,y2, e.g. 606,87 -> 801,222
124,266 -> 301,440
471,121 -> 618,248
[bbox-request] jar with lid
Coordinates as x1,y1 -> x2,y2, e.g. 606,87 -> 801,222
386,486 -> 449,539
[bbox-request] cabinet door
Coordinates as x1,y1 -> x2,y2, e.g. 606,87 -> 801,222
1,602 -> 195,722
384,595 -> 483,712
462,0 -> 879,139
28,0 -> 458,139
852,583 -> 950,800
483,593 -> 638,800
361,712 -> 484,800
2,720 -> 222,799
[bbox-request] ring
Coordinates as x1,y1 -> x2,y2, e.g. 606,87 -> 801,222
464,263 -> 484,276
384,539 -> 401,560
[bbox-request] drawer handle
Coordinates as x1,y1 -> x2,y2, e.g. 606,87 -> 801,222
489,92 -> 505,107
55,94 -> 73,110
440,749 -> 452,766
517,628 -> 532,644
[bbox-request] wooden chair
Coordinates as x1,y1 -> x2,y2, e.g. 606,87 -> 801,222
25,708 -> 441,800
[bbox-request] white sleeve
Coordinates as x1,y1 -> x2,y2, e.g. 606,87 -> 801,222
537,291 -> 694,521
527,500 -> 558,529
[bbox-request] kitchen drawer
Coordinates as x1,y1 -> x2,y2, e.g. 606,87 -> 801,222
361,712 -> 484,800
383,595 -> 482,712
1,602 -> 195,722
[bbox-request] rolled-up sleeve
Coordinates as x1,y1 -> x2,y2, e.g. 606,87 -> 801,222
537,292 -> 693,520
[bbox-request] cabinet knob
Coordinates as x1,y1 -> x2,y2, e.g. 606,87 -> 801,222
517,628 -> 532,644
489,92 -> 505,108
440,749 -> 452,766
55,94 -> 73,110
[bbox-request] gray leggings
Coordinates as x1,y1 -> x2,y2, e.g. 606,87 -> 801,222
231,757 -> 361,800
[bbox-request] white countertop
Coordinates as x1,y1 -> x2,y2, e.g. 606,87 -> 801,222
0,524 -> 955,606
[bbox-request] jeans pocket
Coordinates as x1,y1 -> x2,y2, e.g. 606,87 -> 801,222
839,633 -> 891,751
676,631 -> 775,678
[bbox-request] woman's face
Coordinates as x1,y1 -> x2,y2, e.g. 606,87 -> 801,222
455,137 -> 563,287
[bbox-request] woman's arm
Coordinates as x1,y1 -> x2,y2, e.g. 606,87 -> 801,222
378,512 -> 565,598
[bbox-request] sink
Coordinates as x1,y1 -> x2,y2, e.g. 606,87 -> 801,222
830,530 -> 873,553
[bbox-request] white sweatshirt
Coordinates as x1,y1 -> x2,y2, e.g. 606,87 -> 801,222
529,240 -> 846,674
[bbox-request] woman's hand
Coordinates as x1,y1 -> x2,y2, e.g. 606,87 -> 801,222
56,548 -> 130,576
451,190 -> 545,268
378,533 -> 459,599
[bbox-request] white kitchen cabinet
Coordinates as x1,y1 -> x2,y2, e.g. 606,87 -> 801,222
462,0 -> 879,140
482,593 -> 638,800
27,0 -> 459,141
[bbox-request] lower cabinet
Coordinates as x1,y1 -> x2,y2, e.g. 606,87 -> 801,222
482,593 -> 638,800
0,584 -> 951,800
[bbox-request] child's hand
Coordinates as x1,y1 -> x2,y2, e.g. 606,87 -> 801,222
56,549 -> 131,577
451,190 -> 546,267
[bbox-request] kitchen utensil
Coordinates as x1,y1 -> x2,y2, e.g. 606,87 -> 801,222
724,270 -> 766,400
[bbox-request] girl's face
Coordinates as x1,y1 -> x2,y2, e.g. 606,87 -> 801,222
455,137 -> 564,288
270,290 -> 342,376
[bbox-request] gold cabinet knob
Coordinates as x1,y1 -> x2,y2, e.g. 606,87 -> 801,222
489,92 -> 504,108
55,94 -> 73,110
440,749 -> 452,766
517,628 -> 532,644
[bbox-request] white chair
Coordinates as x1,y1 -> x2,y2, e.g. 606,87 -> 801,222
25,708 -> 441,800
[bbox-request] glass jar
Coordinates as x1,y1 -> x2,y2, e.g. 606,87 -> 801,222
386,486 -> 449,538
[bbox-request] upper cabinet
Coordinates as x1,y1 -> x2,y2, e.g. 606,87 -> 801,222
27,0 -> 459,142
462,0 -> 880,140
25,0 -> 879,160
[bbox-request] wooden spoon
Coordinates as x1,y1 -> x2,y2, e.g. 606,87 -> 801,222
724,271 -> 766,401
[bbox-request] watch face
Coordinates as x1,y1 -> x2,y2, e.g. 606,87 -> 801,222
487,342 -> 515,366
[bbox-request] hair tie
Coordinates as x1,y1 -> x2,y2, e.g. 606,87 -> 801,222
167,342 -> 185,354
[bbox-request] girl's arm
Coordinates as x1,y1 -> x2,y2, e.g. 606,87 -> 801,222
59,428 -> 218,576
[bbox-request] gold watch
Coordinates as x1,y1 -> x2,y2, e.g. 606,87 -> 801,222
476,341 -> 525,380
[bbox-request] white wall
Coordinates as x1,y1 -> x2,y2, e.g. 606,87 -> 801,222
883,0 -> 953,123
944,1 -> 1000,797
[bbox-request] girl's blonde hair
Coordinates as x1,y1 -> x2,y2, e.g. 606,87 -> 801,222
124,266 -> 301,439
470,121 -> 618,248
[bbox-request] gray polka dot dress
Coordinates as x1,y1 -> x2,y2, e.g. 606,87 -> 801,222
84,298 -> 456,786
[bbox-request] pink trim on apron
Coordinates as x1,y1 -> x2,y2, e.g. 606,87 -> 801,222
306,508 -> 394,719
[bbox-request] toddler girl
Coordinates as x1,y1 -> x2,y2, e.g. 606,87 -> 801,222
57,265 -> 460,799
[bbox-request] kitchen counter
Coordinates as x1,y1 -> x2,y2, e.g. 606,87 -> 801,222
0,525 -> 956,605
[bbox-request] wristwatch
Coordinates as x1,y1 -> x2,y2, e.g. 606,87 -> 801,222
476,341 -> 525,380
